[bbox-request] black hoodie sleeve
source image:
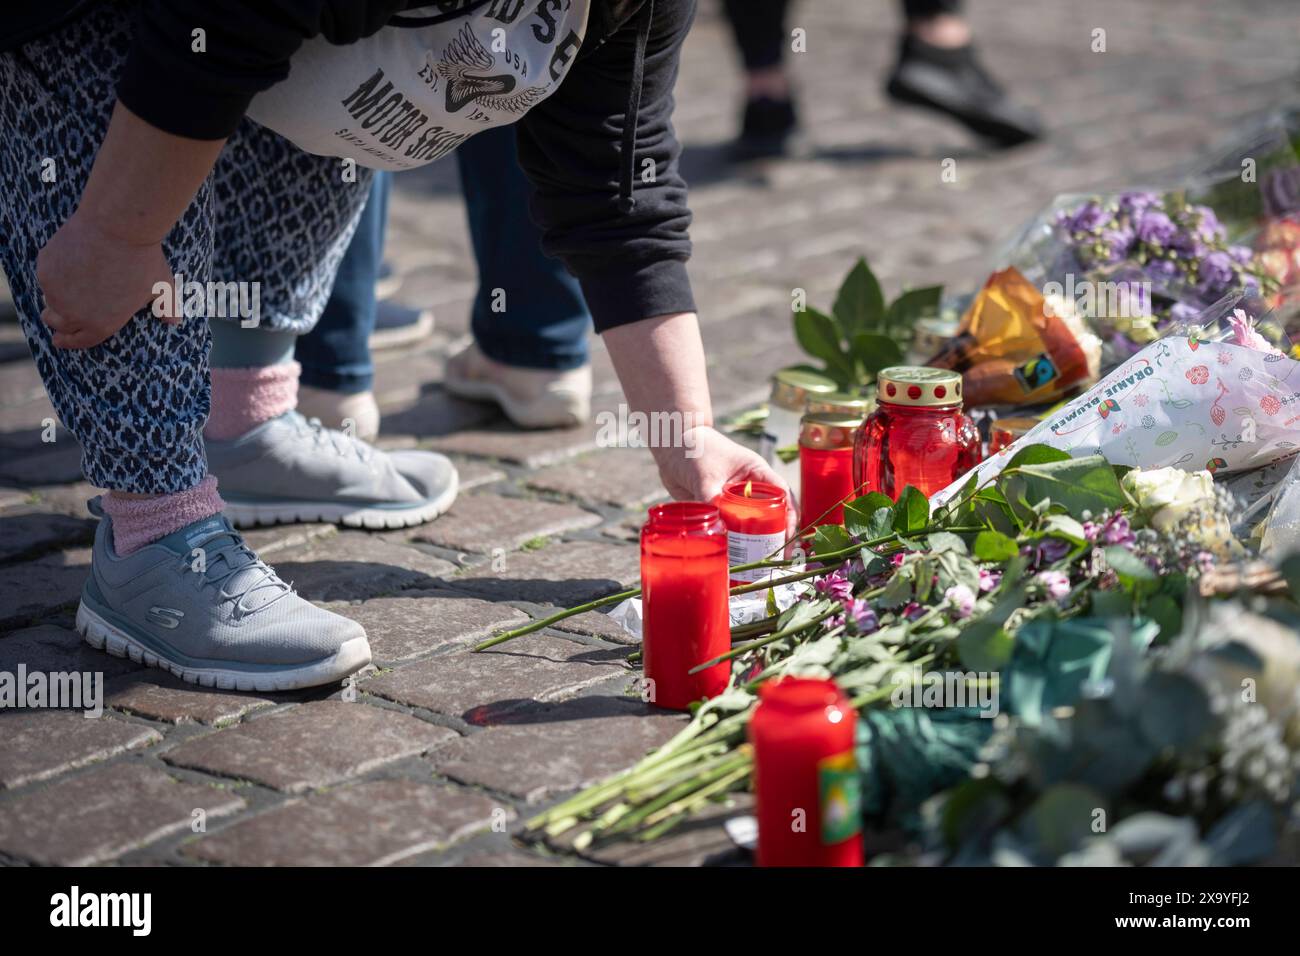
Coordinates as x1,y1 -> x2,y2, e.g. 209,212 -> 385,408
514,0 -> 698,334
116,1 -> 410,140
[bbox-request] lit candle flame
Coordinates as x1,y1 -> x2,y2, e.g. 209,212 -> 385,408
743,480 -> 753,498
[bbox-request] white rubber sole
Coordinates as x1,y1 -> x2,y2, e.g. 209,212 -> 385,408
76,603 -> 372,692
222,471 -> 458,531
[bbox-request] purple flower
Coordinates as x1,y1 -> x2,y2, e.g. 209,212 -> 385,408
1082,520 -> 1100,542
1023,537 -> 1070,567
1198,250 -> 1236,295
1169,302 -> 1203,327
1068,200 -> 1111,234
1143,257 -> 1179,283
815,568 -> 853,602
945,584 -> 976,619
1136,210 -> 1177,247
1102,513 -> 1136,547
1228,244 -> 1254,267
1195,208 -> 1225,244
901,601 -> 925,621
978,568 -> 1002,592
842,598 -> 878,633
1118,191 -> 1160,219
1035,570 -> 1071,601
1098,227 -> 1136,263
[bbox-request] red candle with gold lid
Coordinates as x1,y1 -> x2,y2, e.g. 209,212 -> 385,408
640,502 -> 731,711
853,366 -> 982,501
799,413 -> 862,529
750,676 -> 863,867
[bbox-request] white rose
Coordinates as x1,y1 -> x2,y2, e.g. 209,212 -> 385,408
1122,467 -> 1215,531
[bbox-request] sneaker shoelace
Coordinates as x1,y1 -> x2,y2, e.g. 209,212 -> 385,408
289,411 -> 374,463
183,528 -> 293,620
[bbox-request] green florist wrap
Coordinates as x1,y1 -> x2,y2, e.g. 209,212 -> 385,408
930,305 -> 1300,512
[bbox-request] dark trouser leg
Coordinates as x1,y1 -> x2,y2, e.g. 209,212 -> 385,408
722,0 -> 791,71
456,125 -> 590,372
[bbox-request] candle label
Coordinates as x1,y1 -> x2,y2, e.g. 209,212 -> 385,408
818,751 -> 861,845
727,531 -> 786,582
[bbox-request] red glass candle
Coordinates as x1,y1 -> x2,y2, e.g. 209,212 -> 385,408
749,676 -> 863,867
640,502 -> 731,711
799,413 -> 862,529
853,367 -> 982,501
714,480 -> 788,587
988,416 -> 1038,456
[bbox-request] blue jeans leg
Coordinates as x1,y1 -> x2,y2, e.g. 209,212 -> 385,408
456,126 -> 591,372
294,173 -> 391,394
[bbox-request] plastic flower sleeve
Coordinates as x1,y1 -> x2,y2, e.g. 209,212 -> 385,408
930,293 -> 1300,512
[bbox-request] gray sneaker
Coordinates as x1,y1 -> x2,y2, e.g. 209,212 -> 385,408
76,507 -> 371,691
205,410 -> 458,529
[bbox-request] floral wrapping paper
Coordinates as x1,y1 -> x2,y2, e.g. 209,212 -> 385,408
931,334 -> 1300,511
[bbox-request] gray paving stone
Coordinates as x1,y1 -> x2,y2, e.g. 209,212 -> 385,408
162,700 -> 457,793
430,697 -> 685,802
574,794 -> 754,867
0,624 -> 141,680
0,548 -> 88,630
0,711 -> 162,790
526,449 -> 667,509
451,540 -> 640,606
0,508 -> 94,562
105,672 -> 276,726
184,779 -> 505,866
362,634 -> 627,724
0,762 -> 246,865
323,590 -> 529,664
271,534 -> 456,601
240,522 -> 337,558
412,492 -> 600,554
428,423 -> 598,469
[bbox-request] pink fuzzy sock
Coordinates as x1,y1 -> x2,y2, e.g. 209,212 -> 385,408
204,362 -> 300,441
101,477 -> 226,556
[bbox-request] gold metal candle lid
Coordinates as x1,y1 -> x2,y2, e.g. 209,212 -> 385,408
799,412 -> 861,450
877,366 -> 963,408
770,367 -> 839,412
805,390 -> 875,417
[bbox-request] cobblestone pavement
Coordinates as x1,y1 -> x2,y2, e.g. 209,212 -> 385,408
1,0 -> 1297,866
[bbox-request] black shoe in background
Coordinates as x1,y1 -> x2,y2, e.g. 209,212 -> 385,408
730,95 -> 799,161
886,35 -> 1043,147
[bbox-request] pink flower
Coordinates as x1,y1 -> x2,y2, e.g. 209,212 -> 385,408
978,568 -> 1002,592
1082,520 -> 1100,542
890,553 -> 906,568
945,584 -> 976,619
1228,308 -> 1282,355
1102,513 -> 1136,547
842,598 -> 878,633
815,566 -> 853,602
901,601 -> 925,621
1035,570 -> 1071,601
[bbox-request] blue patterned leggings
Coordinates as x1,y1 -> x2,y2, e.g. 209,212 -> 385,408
0,1 -> 374,494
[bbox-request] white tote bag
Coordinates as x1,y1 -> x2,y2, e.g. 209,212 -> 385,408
245,2 -> 591,171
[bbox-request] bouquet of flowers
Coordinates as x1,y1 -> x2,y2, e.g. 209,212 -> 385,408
508,448 -> 1299,865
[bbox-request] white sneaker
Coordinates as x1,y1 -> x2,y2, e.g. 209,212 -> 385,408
296,385 -> 381,442
443,340 -> 591,429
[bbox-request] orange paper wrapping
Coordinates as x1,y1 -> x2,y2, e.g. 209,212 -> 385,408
928,267 -> 1098,408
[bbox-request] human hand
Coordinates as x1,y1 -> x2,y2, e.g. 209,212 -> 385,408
654,424 -> 799,537
36,209 -> 176,349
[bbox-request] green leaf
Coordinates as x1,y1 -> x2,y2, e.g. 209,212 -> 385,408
1006,443 -> 1073,469
891,485 -> 929,534
843,493 -> 893,537
956,619 -> 1014,670
926,531 -> 968,555
1011,454 -> 1126,516
812,524 -> 851,558
793,308 -> 854,383
884,285 -> 942,338
849,331 -> 905,377
1041,514 -> 1087,545
973,529 -> 1018,562
832,257 -> 885,337
1105,546 -> 1156,584
1145,593 -> 1182,641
